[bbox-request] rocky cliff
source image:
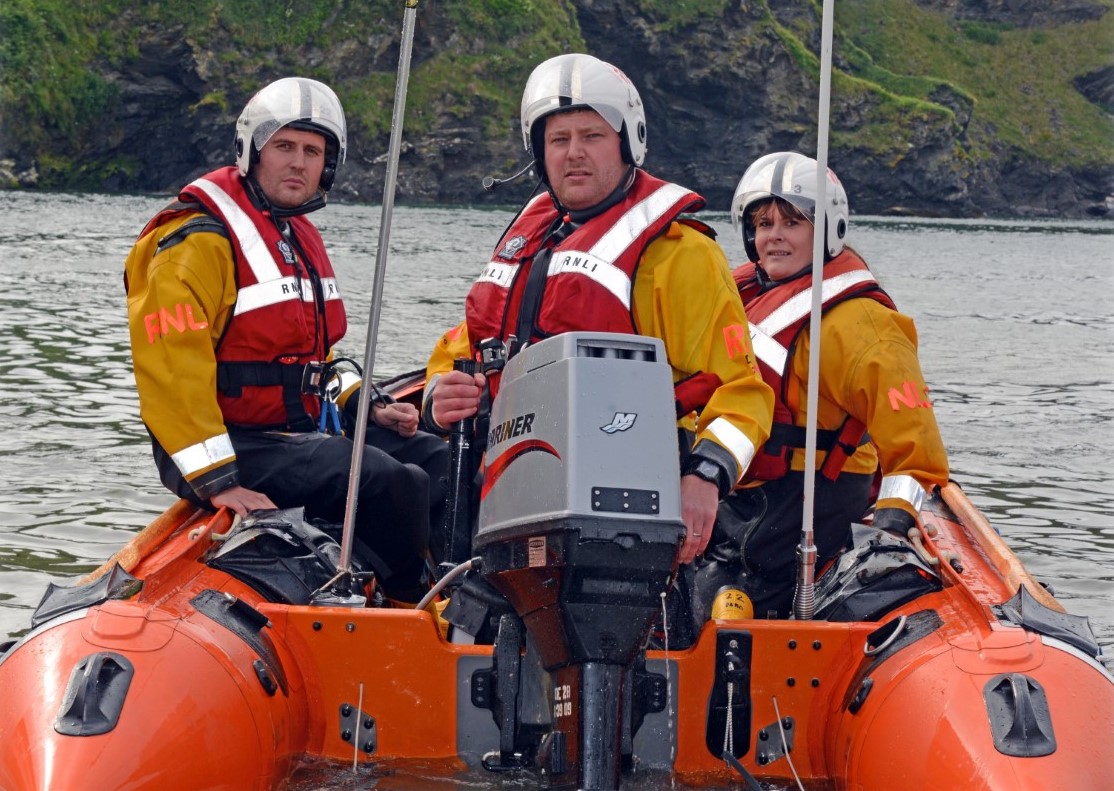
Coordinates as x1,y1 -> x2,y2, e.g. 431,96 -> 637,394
1,0 -> 1111,218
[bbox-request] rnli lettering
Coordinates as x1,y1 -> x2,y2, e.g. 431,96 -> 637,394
555,252 -> 597,273
487,412 -> 536,448
143,303 -> 209,344
723,323 -> 752,360
478,264 -> 515,288
553,683 -> 573,719
888,380 -> 933,411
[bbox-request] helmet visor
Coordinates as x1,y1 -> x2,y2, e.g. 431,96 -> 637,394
521,54 -> 636,149
242,78 -> 347,164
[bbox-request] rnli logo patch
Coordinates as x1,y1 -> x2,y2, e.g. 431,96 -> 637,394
277,240 -> 296,264
497,235 -> 527,261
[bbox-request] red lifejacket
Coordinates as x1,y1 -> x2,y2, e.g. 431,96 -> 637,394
465,171 -> 704,376
178,167 -> 347,428
734,250 -> 895,482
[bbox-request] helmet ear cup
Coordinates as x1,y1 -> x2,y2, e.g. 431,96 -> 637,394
528,124 -> 548,183
616,121 -> 647,166
744,230 -> 758,263
618,123 -> 633,165
743,215 -> 760,264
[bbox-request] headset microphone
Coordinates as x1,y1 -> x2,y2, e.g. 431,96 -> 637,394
482,161 -> 534,192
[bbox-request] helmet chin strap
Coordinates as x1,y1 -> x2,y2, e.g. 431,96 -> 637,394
244,174 -> 329,219
552,165 -> 637,224
755,261 -> 813,293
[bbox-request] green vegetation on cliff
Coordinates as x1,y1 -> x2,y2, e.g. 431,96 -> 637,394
838,0 -> 1113,165
1,0 -> 1111,200
1,0 -> 581,185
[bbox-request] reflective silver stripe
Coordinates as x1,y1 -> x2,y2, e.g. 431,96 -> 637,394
474,184 -> 690,306
749,324 -> 788,373
335,370 -> 361,393
878,474 -> 926,512
319,277 -> 342,303
234,276 -> 307,315
757,270 -> 877,337
475,261 -> 517,288
190,179 -> 345,317
329,369 -> 362,404
547,249 -> 630,309
171,433 -> 235,477
542,183 -> 693,309
591,183 -> 692,261
235,276 -> 343,316
705,417 -> 757,481
188,178 -> 281,282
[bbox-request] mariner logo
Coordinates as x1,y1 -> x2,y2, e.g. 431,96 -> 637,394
488,411 -> 536,448
497,235 -> 528,260
600,412 -> 637,434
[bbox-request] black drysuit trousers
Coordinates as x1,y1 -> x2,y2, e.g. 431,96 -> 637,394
156,425 -> 449,601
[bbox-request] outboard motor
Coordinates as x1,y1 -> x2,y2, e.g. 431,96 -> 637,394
473,332 -> 685,791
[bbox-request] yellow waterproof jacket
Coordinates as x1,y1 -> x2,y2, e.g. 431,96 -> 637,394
427,220 -> 774,486
781,296 -> 950,515
125,212 -> 242,498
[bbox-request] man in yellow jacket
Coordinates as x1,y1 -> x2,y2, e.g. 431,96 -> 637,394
124,77 -> 447,601
424,54 -> 774,566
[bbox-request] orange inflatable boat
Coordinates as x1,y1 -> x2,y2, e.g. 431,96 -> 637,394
1,334 -> 1111,791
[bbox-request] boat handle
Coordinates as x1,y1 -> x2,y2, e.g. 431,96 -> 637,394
189,512 -> 241,542
907,529 -> 940,567
864,615 -> 907,656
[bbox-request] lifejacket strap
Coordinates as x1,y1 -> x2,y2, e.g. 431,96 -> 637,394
216,360 -> 312,429
818,416 -> 869,481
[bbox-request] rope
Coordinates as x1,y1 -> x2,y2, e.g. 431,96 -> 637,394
659,591 -> 677,762
772,696 -> 806,791
415,556 -> 480,612
352,681 -> 364,770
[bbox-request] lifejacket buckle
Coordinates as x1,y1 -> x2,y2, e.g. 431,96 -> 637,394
477,337 -> 509,374
301,360 -> 329,397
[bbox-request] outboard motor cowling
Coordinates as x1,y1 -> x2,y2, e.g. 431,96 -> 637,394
474,332 -> 684,790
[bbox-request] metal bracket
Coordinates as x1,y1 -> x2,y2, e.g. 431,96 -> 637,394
338,703 -> 376,754
755,716 -> 795,767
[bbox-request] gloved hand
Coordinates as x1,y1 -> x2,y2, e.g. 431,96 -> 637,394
872,507 -> 917,539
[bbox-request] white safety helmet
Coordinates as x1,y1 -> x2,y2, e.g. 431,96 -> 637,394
234,77 -> 347,191
520,53 -> 647,182
730,151 -> 849,264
